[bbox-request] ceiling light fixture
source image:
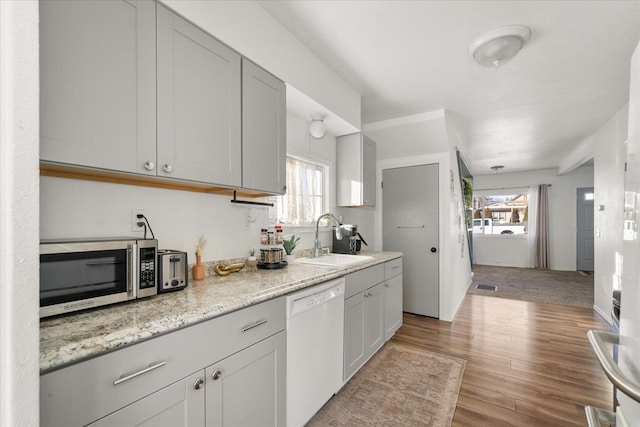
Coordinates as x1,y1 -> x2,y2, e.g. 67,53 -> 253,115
309,115 -> 326,139
490,165 -> 505,173
468,25 -> 531,68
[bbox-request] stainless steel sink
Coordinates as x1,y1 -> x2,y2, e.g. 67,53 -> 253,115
297,253 -> 373,268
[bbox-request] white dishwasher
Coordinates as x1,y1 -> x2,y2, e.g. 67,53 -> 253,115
286,277 -> 345,427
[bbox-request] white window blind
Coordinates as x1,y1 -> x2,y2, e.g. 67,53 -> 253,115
277,156 -> 327,225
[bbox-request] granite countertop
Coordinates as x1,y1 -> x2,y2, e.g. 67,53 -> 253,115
40,251 -> 402,373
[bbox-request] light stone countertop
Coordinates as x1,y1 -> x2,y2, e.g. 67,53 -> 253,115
40,251 -> 403,373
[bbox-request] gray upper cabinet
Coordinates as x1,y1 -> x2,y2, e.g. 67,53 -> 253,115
241,59 -> 286,194
40,0 -> 156,175
157,5 -> 242,186
337,133 -> 376,207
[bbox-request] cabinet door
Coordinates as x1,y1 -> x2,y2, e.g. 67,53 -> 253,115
242,59 -> 286,194
384,274 -> 403,340
40,0 -> 156,175
206,331 -> 286,427
364,282 -> 385,356
362,136 -> 376,207
344,292 -> 366,381
157,5 -> 241,185
88,371 -> 205,427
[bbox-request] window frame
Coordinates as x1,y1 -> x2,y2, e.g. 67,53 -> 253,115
273,154 -> 330,228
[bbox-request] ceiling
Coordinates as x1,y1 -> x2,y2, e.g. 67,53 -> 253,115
258,0 -> 640,175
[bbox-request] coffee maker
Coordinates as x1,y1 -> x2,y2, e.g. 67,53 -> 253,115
332,224 -> 368,254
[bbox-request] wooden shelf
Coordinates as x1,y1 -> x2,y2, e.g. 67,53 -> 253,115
40,162 -> 273,199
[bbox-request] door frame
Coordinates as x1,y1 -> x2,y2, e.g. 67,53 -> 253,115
376,152 -> 448,318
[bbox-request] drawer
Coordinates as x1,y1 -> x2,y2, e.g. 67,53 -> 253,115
345,263 -> 384,299
41,297 -> 285,427
385,258 -> 403,280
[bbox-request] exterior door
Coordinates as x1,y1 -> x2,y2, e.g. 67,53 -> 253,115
382,164 -> 439,318
577,187 -> 595,271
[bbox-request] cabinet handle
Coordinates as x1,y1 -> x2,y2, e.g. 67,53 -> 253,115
144,161 -> 155,171
391,265 -> 400,270
113,361 -> 166,385
193,378 -> 204,390
241,319 -> 267,333
384,284 -> 389,288
212,370 -> 222,380
163,164 -> 173,173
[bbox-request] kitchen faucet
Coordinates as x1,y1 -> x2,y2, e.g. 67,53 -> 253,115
314,213 -> 343,258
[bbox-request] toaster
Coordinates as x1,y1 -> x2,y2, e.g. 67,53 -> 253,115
157,250 -> 188,293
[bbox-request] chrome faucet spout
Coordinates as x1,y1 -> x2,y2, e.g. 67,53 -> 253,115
314,213 -> 342,258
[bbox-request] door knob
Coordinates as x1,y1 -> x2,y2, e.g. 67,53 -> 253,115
430,247 -> 437,253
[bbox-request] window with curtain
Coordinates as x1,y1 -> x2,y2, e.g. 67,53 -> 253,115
276,156 -> 328,225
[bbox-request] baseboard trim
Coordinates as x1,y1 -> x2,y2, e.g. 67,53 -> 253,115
592,304 -> 612,326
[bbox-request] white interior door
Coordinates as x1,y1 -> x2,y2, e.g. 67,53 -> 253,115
577,187 -> 595,271
382,164 -> 439,318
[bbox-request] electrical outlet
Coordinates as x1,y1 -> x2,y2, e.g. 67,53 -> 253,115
131,209 -> 146,232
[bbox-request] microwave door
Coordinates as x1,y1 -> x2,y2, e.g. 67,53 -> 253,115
40,250 -> 129,309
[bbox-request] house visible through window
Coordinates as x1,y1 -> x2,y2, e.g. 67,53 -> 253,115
472,194 -> 529,235
276,156 -> 328,225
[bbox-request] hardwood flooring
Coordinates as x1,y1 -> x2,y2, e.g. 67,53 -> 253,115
390,294 -> 614,426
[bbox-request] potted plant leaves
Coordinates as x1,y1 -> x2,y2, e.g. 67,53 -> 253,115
282,235 -> 300,263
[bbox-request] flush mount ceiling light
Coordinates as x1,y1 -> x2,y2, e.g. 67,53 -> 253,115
309,115 -> 326,139
468,25 -> 531,68
490,165 -> 505,173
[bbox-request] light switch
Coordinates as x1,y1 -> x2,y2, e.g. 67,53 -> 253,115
596,228 -> 601,237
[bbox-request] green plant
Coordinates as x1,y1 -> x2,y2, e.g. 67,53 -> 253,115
282,235 -> 300,255
249,248 -> 255,257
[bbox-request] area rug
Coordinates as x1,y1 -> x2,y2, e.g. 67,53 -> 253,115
306,342 -> 466,426
468,264 -> 594,308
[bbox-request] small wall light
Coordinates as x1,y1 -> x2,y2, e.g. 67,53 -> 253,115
309,115 -> 326,139
468,25 -> 531,68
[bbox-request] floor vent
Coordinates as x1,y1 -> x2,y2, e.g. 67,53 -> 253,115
475,284 -> 498,291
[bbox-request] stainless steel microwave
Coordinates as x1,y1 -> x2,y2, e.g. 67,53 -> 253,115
39,238 -> 158,318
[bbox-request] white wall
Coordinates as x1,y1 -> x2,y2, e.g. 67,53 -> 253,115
0,1 -> 40,426
592,106 -> 628,322
473,166 -> 595,271
160,0 -> 361,131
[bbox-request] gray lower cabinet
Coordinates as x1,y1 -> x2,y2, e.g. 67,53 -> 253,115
344,259 -> 403,381
40,297 -> 285,427
343,264 -> 386,382
383,274 -> 403,340
205,331 -> 286,427
157,4 -> 242,186
86,332 -> 285,427
383,258 -> 403,340
88,371 -> 206,427
241,59 -> 286,195
40,0 -> 157,175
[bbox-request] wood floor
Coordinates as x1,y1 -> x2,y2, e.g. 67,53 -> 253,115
391,293 -> 614,426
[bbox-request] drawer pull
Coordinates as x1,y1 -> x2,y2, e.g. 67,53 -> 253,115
212,369 -> 222,380
241,319 -> 267,333
391,265 -> 400,269
113,361 -> 166,385
194,378 -> 204,390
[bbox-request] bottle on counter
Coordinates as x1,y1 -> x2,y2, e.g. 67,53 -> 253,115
275,225 -> 283,245
261,228 -> 268,245
267,231 -> 275,245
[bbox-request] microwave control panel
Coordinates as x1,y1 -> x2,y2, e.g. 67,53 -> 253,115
139,247 -> 156,289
